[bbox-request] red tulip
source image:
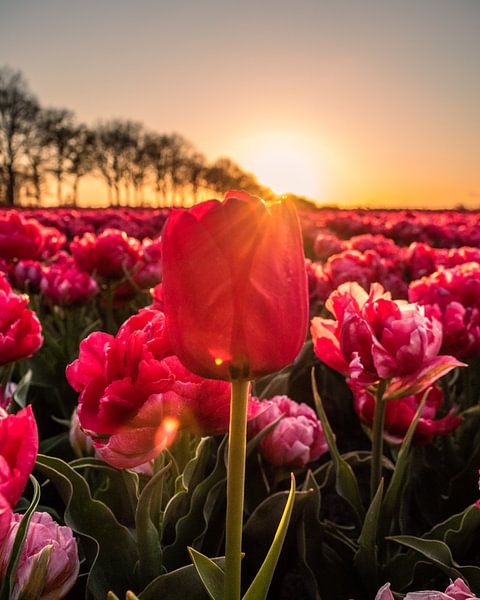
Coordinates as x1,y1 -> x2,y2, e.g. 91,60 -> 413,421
0,212 -> 45,261
352,384 -> 462,445
0,492 -> 12,540
0,406 -> 39,507
66,308 -> 261,468
162,190 -> 309,381
70,228 -> 141,280
0,274 -> 43,365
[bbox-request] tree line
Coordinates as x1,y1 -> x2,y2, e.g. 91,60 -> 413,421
0,66 -> 271,207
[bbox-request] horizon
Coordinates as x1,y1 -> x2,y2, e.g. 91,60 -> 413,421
1,0 -> 479,209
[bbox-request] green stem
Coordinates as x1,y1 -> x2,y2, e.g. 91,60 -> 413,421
370,379 -> 387,501
225,379 -> 250,600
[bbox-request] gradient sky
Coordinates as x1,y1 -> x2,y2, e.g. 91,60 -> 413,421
1,0 -> 479,208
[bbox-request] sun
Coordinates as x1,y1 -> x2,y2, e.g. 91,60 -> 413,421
234,132 -> 324,200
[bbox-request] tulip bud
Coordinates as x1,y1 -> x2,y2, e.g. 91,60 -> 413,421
162,191 -> 309,381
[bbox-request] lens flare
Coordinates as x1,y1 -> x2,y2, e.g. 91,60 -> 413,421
154,416 -> 180,449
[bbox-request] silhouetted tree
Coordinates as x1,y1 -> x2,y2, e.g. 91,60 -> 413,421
184,152 -> 207,204
95,119 -> 142,206
144,132 -> 170,206
68,125 -> 96,206
164,134 -> 192,206
23,111 -> 50,205
0,67 -> 39,205
40,108 -> 79,203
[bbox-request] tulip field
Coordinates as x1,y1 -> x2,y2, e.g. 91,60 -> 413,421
2,197 -> 480,600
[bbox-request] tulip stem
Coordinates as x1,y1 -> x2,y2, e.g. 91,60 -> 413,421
370,379 -> 387,501
225,379 -> 250,600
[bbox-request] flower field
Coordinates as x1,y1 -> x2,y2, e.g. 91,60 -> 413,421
1,198 -> 480,599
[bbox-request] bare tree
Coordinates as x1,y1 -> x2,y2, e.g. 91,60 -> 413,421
144,133 -> 170,207
94,120 -> 142,206
184,152 -> 207,204
0,67 -> 39,205
40,108 -> 80,204
165,134 -> 193,206
23,112 -> 50,205
68,125 -> 96,206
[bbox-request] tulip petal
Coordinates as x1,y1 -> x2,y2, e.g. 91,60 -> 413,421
385,356 -> 466,399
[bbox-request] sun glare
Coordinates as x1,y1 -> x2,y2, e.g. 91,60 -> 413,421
235,132 -> 324,201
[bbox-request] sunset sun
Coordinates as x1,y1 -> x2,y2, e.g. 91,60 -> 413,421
235,132 -> 324,201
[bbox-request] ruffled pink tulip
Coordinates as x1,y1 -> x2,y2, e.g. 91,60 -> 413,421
10,260 -> 44,292
162,190 -> 309,381
249,395 -> 328,467
375,579 -> 479,599
311,282 -> 463,398
0,512 -> 79,600
409,262 -> 480,359
0,274 -> 43,365
40,264 -> 98,306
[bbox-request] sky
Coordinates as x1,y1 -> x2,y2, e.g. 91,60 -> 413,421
1,0 -> 479,208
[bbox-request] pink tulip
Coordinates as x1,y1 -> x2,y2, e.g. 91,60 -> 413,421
249,395 -> 328,467
40,263 -> 98,306
311,282 -> 463,398
375,579 -> 480,599
0,512 -> 79,600
409,262 -> 480,359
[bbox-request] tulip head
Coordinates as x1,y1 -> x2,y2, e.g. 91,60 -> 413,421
162,191 -> 309,381
0,512 -> 79,600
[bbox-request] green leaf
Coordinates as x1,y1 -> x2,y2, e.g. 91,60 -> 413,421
12,369 -> 32,409
136,462 -> 171,586
354,478 -> 384,594
139,558 -> 226,600
242,473 -> 296,600
0,476 -> 41,600
35,454 -> 139,598
311,369 -> 364,524
189,547 -> 224,600
382,389 -> 428,534
162,437 -> 227,570
385,504 -> 480,591
387,535 -> 462,579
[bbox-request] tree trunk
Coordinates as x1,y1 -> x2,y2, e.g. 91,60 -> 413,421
6,164 -> 15,206
57,175 -> 63,205
73,177 -> 79,207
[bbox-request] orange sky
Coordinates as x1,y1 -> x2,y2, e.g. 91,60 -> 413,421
1,0 -> 479,208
